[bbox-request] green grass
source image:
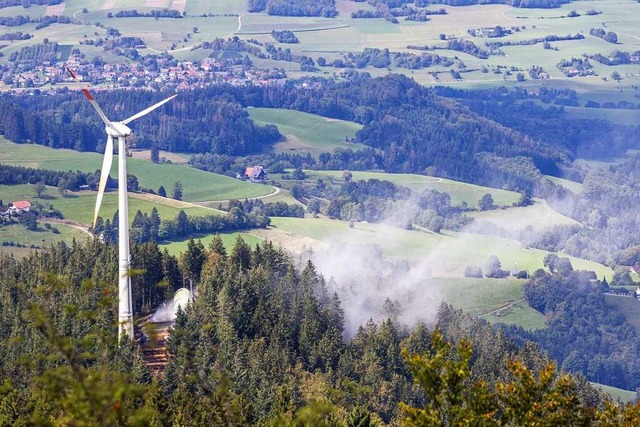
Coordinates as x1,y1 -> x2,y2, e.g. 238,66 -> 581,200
268,217 -> 613,279
604,294 -> 640,335
563,106 -> 640,126
160,231 -> 263,256
306,170 -> 521,207
591,383 -> 637,404
247,108 -> 365,157
0,138 -> 274,202
0,184 -> 216,225
436,277 -> 546,330
545,176 -> 584,194
469,199 -> 578,232
0,222 -> 89,248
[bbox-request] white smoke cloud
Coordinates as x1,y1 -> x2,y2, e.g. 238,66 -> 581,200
305,225 -> 444,337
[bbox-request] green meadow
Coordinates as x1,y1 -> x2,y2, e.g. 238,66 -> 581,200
268,217 -> 613,279
247,108 -> 365,157
160,231 -> 263,256
546,176 -> 584,194
0,222 -> 89,248
306,170 -> 521,207
0,138 -> 274,202
469,199 -> 578,232
604,294 -> 640,335
591,383 -> 638,404
435,277 -> 546,330
0,184 -> 215,225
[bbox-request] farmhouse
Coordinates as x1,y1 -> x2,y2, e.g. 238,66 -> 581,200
243,166 -> 267,181
9,200 -> 31,213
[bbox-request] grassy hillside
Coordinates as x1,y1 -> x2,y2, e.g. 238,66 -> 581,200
469,199 -> 578,233
268,216 -> 613,279
592,383 -> 637,404
546,176 -> 584,194
0,138 -> 274,202
437,277 -> 546,330
0,221 -> 88,248
247,108 -> 365,156
604,294 -> 640,335
306,170 -> 521,207
0,184 -> 216,225
160,231 -> 263,256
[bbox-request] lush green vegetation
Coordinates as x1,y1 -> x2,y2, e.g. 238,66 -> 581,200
0,138 -> 274,202
604,294 -> 640,334
247,107 -> 365,156
306,170 -> 521,207
0,184 -> 213,225
160,231 -> 263,256
268,216 -> 614,279
0,221 -> 88,248
2,238 -> 638,425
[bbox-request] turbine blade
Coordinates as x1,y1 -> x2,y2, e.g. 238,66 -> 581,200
66,67 -> 114,129
94,136 -> 114,228
122,94 -> 177,125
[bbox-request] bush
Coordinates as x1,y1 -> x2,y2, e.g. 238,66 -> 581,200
464,265 -> 483,278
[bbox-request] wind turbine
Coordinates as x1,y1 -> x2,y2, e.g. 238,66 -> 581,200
67,68 -> 176,342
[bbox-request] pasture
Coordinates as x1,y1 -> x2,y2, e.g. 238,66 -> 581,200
0,138 -> 274,202
469,199 -> 578,233
267,216 -> 614,279
305,170 -> 521,207
545,176 -> 584,194
592,383 -> 638,403
604,294 -> 640,334
437,277 -> 546,330
247,108 -> 365,157
0,222 -> 89,248
160,231 -> 262,255
0,183 -> 216,225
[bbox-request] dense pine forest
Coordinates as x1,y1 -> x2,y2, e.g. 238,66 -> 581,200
0,237 -> 639,425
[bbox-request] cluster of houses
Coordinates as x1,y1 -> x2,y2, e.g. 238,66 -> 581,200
4,53 -> 288,91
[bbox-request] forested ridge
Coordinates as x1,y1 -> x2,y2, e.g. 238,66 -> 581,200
1,238 -> 639,425
2,74 -> 611,190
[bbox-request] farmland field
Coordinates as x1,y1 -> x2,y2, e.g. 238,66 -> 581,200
469,199 -> 578,233
267,216 -> 613,279
247,108 -> 365,156
0,222 -> 89,248
306,170 -> 521,207
0,184 -> 216,225
160,231 -> 262,256
592,383 -> 638,403
546,176 -> 584,194
604,294 -> 640,334
0,138 -> 274,202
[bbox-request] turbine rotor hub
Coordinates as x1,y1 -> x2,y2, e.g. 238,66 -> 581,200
106,122 -> 132,138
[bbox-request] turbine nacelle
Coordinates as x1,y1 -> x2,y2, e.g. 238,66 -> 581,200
106,122 -> 133,138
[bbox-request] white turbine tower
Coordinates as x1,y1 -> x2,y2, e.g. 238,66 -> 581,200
68,68 -> 176,341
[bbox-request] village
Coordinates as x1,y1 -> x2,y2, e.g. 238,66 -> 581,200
2,51 -> 289,92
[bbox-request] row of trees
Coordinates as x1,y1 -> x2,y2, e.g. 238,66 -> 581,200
93,207 -> 270,245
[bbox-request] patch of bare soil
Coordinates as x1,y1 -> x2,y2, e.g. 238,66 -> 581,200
250,227 -> 327,255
